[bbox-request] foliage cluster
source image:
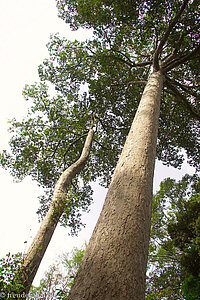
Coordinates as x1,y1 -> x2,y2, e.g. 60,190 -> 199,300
29,246 -> 85,299
0,246 -> 85,299
0,252 -> 24,295
146,174 -> 200,299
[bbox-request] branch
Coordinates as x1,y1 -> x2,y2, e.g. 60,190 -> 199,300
111,80 -> 147,87
165,76 -> 200,98
163,45 -> 200,72
162,48 -> 177,65
112,49 -> 136,66
95,115 -> 125,132
106,49 -> 152,68
85,45 -> 96,55
165,80 -> 200,121
148,254 -> 181,262
162,31 -> 187,66
51,140 -> 62,158
63,133 -> 88,161
153,0 -> 189,71
113,55 -> 150,68
94,139 -> 111,151
63,113 -> 95,162
154,26 -> 159,50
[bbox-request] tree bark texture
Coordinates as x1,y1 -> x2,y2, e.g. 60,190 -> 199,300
17,123 -> 94,297
68,71 -> 164,300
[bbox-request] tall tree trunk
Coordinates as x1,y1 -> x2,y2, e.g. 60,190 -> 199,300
68,71 -> 164,300
16,121 -> 94,297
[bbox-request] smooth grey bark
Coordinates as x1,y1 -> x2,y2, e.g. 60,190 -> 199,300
68,71 -> 164,300
17,122 -> 94,297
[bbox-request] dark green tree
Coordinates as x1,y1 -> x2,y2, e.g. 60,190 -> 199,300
146,174 -> 200,299
168,179 -> 200,300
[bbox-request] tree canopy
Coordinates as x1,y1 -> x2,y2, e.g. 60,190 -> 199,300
56,0 -> 200,167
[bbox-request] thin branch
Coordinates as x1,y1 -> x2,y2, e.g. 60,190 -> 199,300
165,76 -> 200,98
162,48 -> 177,65
112,49 -> 152,67
162,31 -> 186,65
137,53 -> 152,59
163,45 -> 200,72
148,254 -> 181,262
62,114 -> 95,163
95,115 -> 125,132
136,60 -> 152,67
110,54 -> 134,68
165,80 -> 200,120
63,133 -> 88,161
154,26 -> 159,50
153,0 -> 189,71
93,139 -> 111,151
51,140 -> 62,158
111,80 -> 147,87
112,49 -> 136,66
85,45 -> 96,55
106,49 -> 152,68
135,61 -> 152,67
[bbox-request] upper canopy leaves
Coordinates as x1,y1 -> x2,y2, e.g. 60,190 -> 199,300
37,28 -> 200,170
56,0 -> 200,58
55,0 -> 200,170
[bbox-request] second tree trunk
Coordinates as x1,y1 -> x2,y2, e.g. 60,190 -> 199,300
16,121 -> 94,297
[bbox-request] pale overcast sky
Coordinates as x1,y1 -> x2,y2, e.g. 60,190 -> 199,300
0,0 -> 195,286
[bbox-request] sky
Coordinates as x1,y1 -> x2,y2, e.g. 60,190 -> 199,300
0,0 -> 195,286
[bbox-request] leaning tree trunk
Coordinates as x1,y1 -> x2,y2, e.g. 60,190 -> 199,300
16,121 -> 94,297
68,71 -> 164,300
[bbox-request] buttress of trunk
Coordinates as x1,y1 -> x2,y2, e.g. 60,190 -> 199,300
16,120 -> 94,296
68,71 -> 164,300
